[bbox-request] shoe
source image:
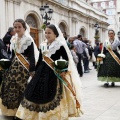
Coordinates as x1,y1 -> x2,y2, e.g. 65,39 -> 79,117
13,117 -> 22,120
104,83 -> 109,87
88,68 -> 92,70
84,70 -> 89,73
80,75 -> 83,77
111,82 -> 115,87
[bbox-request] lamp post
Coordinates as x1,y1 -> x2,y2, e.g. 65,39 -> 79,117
40,4 -> 53,26
94,23 -> 100,43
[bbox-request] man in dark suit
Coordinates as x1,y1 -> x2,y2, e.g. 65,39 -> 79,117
0,39 -> 8,59
0,38 -> 9,85
3,27 -> 15,58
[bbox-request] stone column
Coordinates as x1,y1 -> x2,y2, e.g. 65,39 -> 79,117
38,29 -> 44,48
5,0 -> 21,27
72,17 -> 78,36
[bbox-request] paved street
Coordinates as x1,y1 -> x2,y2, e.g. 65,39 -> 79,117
0,64 -> 120,120
70,64 -> 120,120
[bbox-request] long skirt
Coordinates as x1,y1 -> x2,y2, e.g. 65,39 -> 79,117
15,62 -> 81,120
98,52 -> 120,82
0,56 -> 29,116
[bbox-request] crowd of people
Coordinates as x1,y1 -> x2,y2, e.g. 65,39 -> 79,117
0,18 -> 120,120
64,31 -> 120,87
64,34 -> 102,77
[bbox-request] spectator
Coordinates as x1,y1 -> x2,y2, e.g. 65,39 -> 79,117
62,31 -> 67,40
70,44 -> 79,66
73,34 -> 87,74
0,39 -> 8,59
94,42 -> 101,69
99,43 -> 103,52
0,38 -> 9,85
3,27 -> 15,58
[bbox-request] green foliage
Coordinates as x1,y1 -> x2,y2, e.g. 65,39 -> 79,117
41,24 -> 46,30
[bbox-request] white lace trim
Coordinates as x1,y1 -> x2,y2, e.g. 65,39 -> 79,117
48,40 -> 63,57
105,39 -> 120,50
20,38 -> 32,53
10,35 -> 32,53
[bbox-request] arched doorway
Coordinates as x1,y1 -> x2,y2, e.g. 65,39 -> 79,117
59,22 -> 68,40
26,14 -> 39,47
80,28 -> 85,37
59,23 -> 66,33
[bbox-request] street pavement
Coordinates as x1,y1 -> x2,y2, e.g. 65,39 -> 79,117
70,64 -> 120,120
0,64 -> 120,120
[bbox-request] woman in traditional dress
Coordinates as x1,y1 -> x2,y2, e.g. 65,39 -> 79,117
0,19 -> 39,119
98,30 -> 120,87
15,24 -> 83,120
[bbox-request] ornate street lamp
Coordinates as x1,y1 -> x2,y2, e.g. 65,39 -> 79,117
40,4 -> 53,26
94,23 -> 100,43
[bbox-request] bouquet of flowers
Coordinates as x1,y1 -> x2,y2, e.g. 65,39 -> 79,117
0,59 -> 11,70
96,53 -> 105,70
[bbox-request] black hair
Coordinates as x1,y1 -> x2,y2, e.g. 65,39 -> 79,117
62,31 -> 66,35
13,19 -> 27,30
8,27 -> 14,34
77,34 -> 82,38
69,44 -> 75,50
96,42 -> 99,46
117,31 -> 120,35
46,24 -> 59,37
108,29 -> 115,35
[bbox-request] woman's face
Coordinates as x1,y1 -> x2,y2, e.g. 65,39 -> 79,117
13,22 -> 25,37
108,31 -> 115,40
45,28 -> 56,43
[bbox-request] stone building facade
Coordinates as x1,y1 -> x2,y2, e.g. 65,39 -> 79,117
0,0 -> 109,47
89,0 -> 117,33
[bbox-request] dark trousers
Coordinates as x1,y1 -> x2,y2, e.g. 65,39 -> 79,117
76,53 -> 83,77
83,58 -> 89,71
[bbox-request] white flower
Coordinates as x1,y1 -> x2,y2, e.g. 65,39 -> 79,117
98,53 -> 106,58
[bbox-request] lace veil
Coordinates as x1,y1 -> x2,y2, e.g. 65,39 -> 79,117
54,25 -> 83,112
25,23 -> 39,63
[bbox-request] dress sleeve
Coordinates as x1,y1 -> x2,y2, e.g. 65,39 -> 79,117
59,46 -> 68,61
35,49 -> 42,70
10,50 -> 15,60
111,39 -> 120,50
27,42 -> 35,72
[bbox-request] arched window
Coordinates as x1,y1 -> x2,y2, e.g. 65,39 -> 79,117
26,14 -> 39,47
26,14 -> 37,28
80,28 -> 85,37
59,22 -> 68,40
59,23 -> 66,33
93,3 -> 98,8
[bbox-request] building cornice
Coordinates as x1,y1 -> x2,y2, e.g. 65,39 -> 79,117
5,0 -> 22,5
48,0 -> 108,25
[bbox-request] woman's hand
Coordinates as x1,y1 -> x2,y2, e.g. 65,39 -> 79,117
60,72 -> 66,78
